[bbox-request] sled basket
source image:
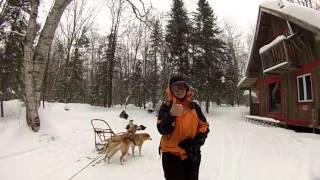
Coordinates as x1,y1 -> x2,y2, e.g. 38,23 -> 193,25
91,119 -> 116,151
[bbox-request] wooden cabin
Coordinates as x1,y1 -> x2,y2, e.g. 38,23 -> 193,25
238,1 -> 320,128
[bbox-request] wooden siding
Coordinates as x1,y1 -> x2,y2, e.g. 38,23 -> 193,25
257,61 -> 320,126
315,67 -> 320,121
245,9 -> 320,127
281,61 -> 320,126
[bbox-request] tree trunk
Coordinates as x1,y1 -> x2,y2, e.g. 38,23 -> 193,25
0,76 -> 4,117
104,85 -> 107,107
24,0 -> 72,132
107,33 -> 116,108
1,98 -> 3,117
205,97 -> 210,114
24,0 -> 40,130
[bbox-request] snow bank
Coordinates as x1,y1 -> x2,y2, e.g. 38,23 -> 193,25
0,99 -> 24,118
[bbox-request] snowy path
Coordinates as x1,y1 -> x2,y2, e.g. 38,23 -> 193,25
1,101 -> 320,180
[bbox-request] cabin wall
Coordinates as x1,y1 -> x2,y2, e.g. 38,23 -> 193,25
259,78 -> 267,116
258,61 -> 320,126
282,73 -> 291,119
293,25 -> 320,64
311,34 -> 320,59
315,66 -> 320,120
269,16 -> 287,40
281,62 -> 320,126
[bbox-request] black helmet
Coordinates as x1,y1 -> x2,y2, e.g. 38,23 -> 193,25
169,75 -> 186,86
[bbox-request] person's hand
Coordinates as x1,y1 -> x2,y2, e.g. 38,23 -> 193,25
178,138 -> 201,162
170,99 -> 184,116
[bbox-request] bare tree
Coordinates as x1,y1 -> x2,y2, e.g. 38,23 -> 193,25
54,0 -> 97,103
104,0 -> 126,108
0,0 -> 8,24
221,19 -> 248,106
21,0 -> 152,131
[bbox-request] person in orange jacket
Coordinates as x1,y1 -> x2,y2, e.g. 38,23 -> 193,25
157,75 -> 209,180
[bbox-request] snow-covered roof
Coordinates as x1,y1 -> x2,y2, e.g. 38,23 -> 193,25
244,0 -> 320,77
237,77 -> 247,87
260,0 -> 320,33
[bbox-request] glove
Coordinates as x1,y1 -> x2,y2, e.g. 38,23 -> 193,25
194,132 -> 207,146
178,138 -> 201,162
178,138 -> 196,150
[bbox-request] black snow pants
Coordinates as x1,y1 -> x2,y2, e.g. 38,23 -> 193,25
162,152 -> 201,180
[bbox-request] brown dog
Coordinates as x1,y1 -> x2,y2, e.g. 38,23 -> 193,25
101,135 -> 133,165
101,133 -> 152,164
131,133 -> 152,156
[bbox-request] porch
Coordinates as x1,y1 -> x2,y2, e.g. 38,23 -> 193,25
244,115 -> 280,127
259,33 -> 304,74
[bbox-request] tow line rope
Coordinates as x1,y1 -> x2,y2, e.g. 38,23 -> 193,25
68,153 -> 104,180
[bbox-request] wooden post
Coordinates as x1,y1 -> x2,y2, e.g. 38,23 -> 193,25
249,90 -> 252,115
283,41 -> 289,64
260,54 -> 265,72
0,98 -> 3,117
0,75 -> 3,117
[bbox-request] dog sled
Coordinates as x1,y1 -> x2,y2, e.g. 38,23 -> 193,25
91,119 -> 127,151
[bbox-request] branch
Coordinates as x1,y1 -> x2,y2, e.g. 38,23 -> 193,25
0,29 -> 26,36
125,0 -> 152,28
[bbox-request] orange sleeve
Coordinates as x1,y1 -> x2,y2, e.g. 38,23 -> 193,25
197,118 -> 209,133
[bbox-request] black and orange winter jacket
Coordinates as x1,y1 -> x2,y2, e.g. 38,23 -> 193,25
157,86 -> 209,160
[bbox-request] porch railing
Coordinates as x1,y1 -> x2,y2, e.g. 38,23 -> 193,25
260,36 -> 301,73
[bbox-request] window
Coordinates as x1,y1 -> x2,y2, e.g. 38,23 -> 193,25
297,73 -> 313,102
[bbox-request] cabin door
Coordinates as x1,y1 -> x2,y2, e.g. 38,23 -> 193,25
266,75 -> 282,119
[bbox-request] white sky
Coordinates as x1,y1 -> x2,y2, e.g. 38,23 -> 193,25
93,0 -> 262,35
149,0 -> 262,33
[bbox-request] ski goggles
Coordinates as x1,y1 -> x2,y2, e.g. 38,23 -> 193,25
171,81 -> 187,91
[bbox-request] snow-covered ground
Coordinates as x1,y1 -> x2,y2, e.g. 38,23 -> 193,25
1,100 -> 320,180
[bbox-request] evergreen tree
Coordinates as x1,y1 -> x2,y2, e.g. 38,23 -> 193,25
47,41 -> 66,102
90,37 -> 107,106
223,44 -> 239,106
192,0 -> 224,112
148,18 -> 163,107
0,0 -> 30,100
69,29 -> 90,102
165,0 -> 190,77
